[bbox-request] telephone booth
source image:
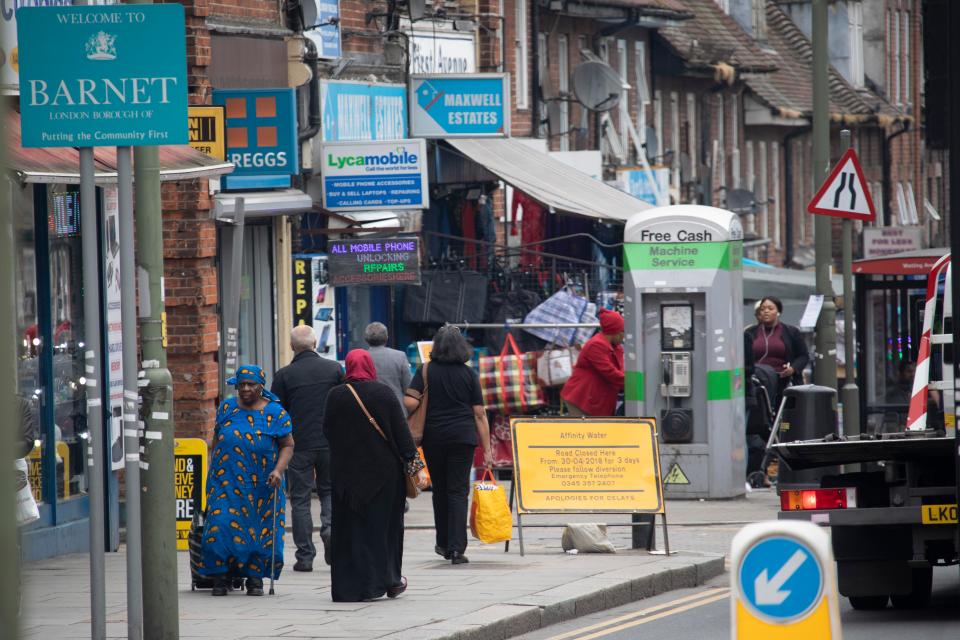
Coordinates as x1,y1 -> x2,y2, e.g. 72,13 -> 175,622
853,248 -> 949,434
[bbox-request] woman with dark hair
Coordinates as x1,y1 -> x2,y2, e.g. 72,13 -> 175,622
405,326 -> 492,565
323,349 -> 427,601
744,296 -> 809,388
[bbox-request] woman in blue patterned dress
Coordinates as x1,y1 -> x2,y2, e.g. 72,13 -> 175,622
198,365 -> 294,596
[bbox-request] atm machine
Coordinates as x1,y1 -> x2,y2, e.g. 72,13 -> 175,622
623,205 -> 746,499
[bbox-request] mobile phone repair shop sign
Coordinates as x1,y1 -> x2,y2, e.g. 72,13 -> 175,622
327,237 -> 421,286
320,138 -> 429,212
17,5 -> 188,148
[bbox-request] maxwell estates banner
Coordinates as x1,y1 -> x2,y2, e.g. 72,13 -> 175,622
17,5 -> 188,148
320,139 -> 429,211
409,73 -> 509,138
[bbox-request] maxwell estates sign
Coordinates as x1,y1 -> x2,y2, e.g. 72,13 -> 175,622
409,73 -> 509,138
17,5 -> 188,148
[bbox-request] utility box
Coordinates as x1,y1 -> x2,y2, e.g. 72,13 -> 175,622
624,205 -> 746,499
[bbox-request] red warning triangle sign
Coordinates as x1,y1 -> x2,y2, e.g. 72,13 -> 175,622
807,148 -> 876,222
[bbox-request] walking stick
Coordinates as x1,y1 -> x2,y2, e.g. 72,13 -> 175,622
269,483 -> 279,595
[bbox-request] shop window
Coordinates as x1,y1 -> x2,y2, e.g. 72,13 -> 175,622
538,32 -> 548,139
515,1 -> 529,110
848,2 -> 864,87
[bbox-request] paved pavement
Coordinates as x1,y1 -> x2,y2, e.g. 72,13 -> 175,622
20,487 -> 779,640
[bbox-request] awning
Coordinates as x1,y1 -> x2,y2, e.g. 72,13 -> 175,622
212,189 -> 314,221
852,248 -> 948,276
444,138 -> 652,222
5,112 -> 234,184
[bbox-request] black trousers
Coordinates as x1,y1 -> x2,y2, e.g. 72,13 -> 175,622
422,443 -> 475,556
287,448 -> 332,564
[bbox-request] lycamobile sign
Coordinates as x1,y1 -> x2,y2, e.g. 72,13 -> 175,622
320,139 -> 429,212
17,5 -> 188,148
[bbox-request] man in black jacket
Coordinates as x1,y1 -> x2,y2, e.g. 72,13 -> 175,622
272,325 -> 344,571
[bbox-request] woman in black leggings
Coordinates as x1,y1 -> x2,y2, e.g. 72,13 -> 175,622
405,326 -> 492,564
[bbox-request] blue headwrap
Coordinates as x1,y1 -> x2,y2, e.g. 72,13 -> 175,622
227,364 -> 279,402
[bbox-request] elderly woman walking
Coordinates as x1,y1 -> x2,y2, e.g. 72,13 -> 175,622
198,365 -> 294,596
323,349 -> 427,602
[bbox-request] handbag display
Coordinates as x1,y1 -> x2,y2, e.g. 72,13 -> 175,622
346,384 -> 420,499
404,362 -> 428,445
478,334 -> 546,414
403,270 -> 488,324
537,346 -> 580,387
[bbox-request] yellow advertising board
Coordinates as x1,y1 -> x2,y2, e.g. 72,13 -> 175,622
174,438 -> 208,551
26,442 -> 70,502
417,341 -> 434,364
187,106 -> 225,160
511,418 -> 664,513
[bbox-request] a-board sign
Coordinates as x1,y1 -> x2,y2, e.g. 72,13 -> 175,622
510,418 -> 664,513
327,237 -> 422,286
26,442 -> 70,502
17,5 -> 189,148
174,438 -> 208,551
730,521 -> 842,639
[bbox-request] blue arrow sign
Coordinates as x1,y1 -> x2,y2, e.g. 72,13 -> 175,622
409,74 -> 509,138
738,536 -> 823,623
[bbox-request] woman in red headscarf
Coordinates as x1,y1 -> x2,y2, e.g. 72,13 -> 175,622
323,349 -> 427,602
561,309 -> 626,416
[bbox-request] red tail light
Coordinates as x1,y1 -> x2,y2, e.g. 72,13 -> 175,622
780,488 -> 857,511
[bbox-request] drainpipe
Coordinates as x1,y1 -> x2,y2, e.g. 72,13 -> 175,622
882,121 -> 910,226
299,37 -> 322,143
783,125 -> 811,267
531,0 -> 541,137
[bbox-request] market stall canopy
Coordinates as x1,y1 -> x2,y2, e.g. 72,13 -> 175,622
444,138 -> 652,222
5,112 -> 234,184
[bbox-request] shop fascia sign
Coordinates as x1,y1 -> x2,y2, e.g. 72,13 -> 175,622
304,0 -> 341,59
408,29 -> 476,75
320,79 -> 407,142
320,138 -> 429,212
17,5 -> 189,148
213,87 -> 299,190
862,226 -> 923,259
409,73 -> 510,138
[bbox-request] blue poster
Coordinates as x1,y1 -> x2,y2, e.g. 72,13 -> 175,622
320,139 -> 429,212
17,5 -> 188,148
213,88 -> 299,190
409,74 -> 509,138
305,0 -> 340,59
320,80 -> 407,142
618,168 -> 669,206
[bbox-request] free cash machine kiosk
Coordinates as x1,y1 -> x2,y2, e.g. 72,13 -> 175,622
624,205 -> 746,499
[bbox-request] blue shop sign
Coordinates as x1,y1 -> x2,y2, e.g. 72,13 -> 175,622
409,73 -> 510,138
320,139 -> 429,212
213,88 -> 299,190
320,80 -> 407,142
17,5 -> 188,148
305,0 -> 341,59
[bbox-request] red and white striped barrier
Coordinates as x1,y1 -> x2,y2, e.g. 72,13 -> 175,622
906,255 -> 951,431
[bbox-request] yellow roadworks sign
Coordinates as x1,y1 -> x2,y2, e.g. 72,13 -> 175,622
174,438 -> 208,551
511,418 -> 663,513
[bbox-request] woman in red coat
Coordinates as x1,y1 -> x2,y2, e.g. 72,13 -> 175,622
561,309 -> 625,416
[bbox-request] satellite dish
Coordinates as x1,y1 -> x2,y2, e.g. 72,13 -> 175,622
726,188 -> 756,215
644,125 -> 659,160
572,61 -> 623,112
409,0 -> 426,21
301,0 -> 317,28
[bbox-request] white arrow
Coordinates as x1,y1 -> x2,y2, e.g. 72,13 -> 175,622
754,549 -> 808,606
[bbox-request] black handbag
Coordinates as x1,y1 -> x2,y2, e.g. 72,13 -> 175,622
403,270 -> 488,324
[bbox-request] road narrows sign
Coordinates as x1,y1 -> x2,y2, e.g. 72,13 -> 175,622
807,148 -> 876,221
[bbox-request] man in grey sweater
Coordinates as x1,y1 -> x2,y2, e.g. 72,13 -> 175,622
364,322 -> 412,404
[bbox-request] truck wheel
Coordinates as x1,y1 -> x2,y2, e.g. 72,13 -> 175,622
890,567 -> 933,609
848,595 -> 889,610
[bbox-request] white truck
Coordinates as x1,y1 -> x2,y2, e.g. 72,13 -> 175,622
773,254 -> 959,609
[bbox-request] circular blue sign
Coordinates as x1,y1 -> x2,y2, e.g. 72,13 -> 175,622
738,536 -> 823,623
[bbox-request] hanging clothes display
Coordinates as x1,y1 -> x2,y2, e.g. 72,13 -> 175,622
511,191 -> 545,267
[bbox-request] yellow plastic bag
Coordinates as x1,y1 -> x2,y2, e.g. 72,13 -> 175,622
469,470 -> 513,544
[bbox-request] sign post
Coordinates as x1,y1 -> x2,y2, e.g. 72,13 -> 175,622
18,6 -> 188,639
730,521 -> 842,639
807,140 -> 874,441
510,417 -> 667,556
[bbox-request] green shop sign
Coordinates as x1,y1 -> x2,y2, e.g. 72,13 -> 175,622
625,241 -> 742,271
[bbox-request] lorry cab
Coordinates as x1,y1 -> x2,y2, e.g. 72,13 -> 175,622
774,249 -> 958,611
